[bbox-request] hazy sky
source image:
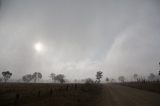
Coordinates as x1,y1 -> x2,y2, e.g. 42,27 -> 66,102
0,0 -> 160,81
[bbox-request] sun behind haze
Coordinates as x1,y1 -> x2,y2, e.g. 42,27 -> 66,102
34,42 -> 44,53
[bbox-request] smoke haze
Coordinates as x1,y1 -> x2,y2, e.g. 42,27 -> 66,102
0,0 -> 160,80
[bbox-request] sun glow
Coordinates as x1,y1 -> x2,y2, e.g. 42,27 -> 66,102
34,42 -> 43,52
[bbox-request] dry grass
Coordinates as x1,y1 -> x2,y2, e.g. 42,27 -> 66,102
0,83 -> 103,106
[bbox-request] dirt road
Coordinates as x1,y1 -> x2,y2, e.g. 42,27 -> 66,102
98,84 -> 160,106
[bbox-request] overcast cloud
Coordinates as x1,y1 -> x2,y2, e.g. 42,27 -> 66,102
0,0 -> 160,81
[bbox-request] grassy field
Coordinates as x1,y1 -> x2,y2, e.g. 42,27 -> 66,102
0,83 -> 103,106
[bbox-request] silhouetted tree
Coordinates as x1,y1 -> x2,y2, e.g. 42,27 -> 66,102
118,76 -> 125,82
106,77 -> 109,82
85,78 -> 94,84
55,74 -> 65,84
22,74 -> 32,82
49,73 -> 56,83
96,71 -> 103,83
148,73 -> 155,81
32,72 -> 42,82
2,71 -> 12,82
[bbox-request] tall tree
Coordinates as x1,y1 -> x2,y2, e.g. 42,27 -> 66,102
96,71 -> 103,83
2,71 -> 12,82
32,72 -> 42,82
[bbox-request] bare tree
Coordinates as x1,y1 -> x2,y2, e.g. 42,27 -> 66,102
49,73 -> 56,83
2,71 -> 12,82
96,71 -> 103,83
55,74 -> 65,84
32,72 -> 42,82
118,76 -> 125,82
22,74 -> 32,82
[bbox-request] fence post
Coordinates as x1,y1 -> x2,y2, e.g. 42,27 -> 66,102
14,93 -> 20,106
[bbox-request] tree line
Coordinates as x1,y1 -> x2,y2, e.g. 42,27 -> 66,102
0,71 -> 65,84
0,70 -> 104,84
0,62 -> 160,83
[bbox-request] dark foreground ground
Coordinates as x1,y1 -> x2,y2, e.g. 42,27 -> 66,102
0,83 -> 160,106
